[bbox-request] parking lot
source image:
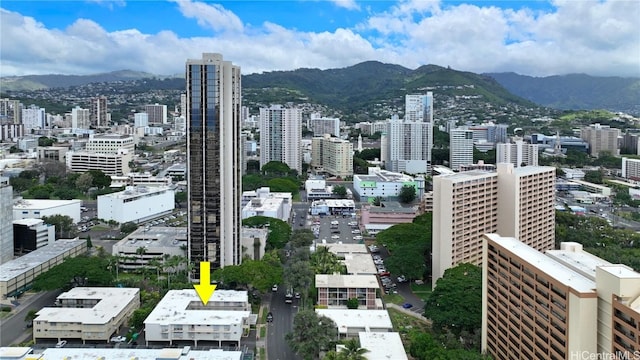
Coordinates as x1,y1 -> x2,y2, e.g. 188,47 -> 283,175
304,213 -> 363,246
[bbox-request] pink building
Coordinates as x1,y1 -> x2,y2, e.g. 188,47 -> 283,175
360,202 -> 419,234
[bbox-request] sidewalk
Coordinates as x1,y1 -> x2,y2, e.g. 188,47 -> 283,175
1,291 -> 39,322
255,304 -> 268,360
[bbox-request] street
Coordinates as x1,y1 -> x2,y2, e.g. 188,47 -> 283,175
266,279 -> 301,360
0,290 -> 61,346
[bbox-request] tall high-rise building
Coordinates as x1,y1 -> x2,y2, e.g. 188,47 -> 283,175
404,93 -> 433,123
0,177 -> 14,265
432,163 -> 555,286
145,103 -> 168,125
482,235 -> 640,359
91,96 -> 108,127
71,106 -> 91,130
0,98 -> 22,124
134,113 -> 149,128
186,53 -> 242,276
383,116 -> 432,174
496,138 -> 539,167
259,105 -> 302,174
449,128 -> 474,171
21,105 -> 45,132
309,114 -> 340,137
580,123 -> 620,157
310,134 -> 353,177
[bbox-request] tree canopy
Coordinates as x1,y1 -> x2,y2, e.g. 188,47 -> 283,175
242,216 -> 291,250
212,256 -> 283,293
286,310 -> 338,360
41,214 -> 75,239
32,255 -> 114,291
398,184 -> 417,203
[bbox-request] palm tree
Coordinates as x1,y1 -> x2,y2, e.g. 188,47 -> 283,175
135,247 -> 147,272
340,338 -> 368,360
148,257 -> 162,282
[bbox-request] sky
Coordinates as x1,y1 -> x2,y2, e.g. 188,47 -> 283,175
1,0 -> 639,78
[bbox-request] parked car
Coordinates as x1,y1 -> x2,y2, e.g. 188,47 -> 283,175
272,284 -> 278,292
378,270 -> 390,277
266,312 -> 273,322
397,275 -> 407,283
402,303 -> 413,309
110,336 -> 127,343
55,340 -> 67,348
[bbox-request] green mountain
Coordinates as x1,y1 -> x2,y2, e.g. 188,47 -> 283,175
487,72 -> 640,115
242,61 -> 535,112
0,70 -> 160,91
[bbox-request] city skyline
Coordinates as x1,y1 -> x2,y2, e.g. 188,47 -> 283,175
1,0 -> 639,78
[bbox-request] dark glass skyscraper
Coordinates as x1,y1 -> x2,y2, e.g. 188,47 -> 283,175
186,53 -> 242,278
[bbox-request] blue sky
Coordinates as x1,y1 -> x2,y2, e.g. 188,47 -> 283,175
1,0 -> 638,77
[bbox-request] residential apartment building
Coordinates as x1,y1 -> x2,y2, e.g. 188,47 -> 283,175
315,310 -> 393,339
404,93 -> 433,123
85,134 -> 135,154
432,163 -> 555,286
622,157 -> 640,181
356,121 -> 387,136
66,150 -> 132,176
311,134 -> 353,177
468,122 -> 509,144
482,235 -> 640,360
144,289 -> 251,347
0,123 -> 24,142
134,112 -> 149,128
33,287 -> 140,343
382,116 -> 432,174
0,98 -> 21,124
309,114 -> 340,137
186,53 -> 242,276
71,106 -> 91,130
0,177 -> 14,265
21,105 -> 45,131
91,95 -> 108,127
145,103 -> 168,125
316,274 -> 379,309
259,105 -> 302,174
580,123 -> 621,157
496,138 -> 539,167
449,128 -> 474,171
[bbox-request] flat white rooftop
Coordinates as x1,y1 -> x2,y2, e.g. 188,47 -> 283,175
315,309 -> 393,334
0,239 -> 85,282
145,290 -> 249,326
486,234 -> 596,293
39,348 -> 242,360
316,274 -> 379,288
436,170 -> 496,182
322,243 -> 368,255
547,242 -> 613,280
13,218 -> 45,226
358,332 -> 408,360
13,199 -> 81,209
341,254 -> 378,275
115,226 -> 187,250
100,186 -> 170,200
36,287 -> 139,324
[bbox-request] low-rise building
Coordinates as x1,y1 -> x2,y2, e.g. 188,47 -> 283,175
321,244 -> 378,276
13,218 -> 55,254
353,167 -> 424,203
33,348 -> 243,360
358,332 -> 408,360
309,199 -> 356,216
360,202 -> 418,234
316,274 -> 380,310
66,150 -> 132,176
97,186 -> 175,224
33,287 -> 140,343
315,309 -> 393,338
13,199 -> 82,223
0,239 -> 86,301
305,177 -> 335,201
112,227 -> 187,271
110,172 -> 172,188
240,227 -> 268,261
144,289 -> 252,347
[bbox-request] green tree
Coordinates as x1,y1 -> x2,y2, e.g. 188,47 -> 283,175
87,169 -> 111,188
261,161 -> 292,177
243,216 -> 291,250
332,185 -> 347,198
129,307 -> 153,330
290,229 -> 315,249
283,259 -> 314,302
41,214 -> 75,239
375,213 -> 432,279
346,297 -> 359,309
339,338 -> 369,360
86,235 -> 92,248
424,263 -> 482,337
212,258 -> 283,293
174,191 -> 187,207
31,255 -> 114,291
28,184 -> 54,199
268,177 -> 299,195
37,136 -> 56,147
24,309 -> 38,323
310,246 -> 346,275
371,196 -> 382,206
75,172 -> 94,193
286,310 -> 338,360
584,170 -> 604,184
398,184 -> 417,203
120,222 -> 139,235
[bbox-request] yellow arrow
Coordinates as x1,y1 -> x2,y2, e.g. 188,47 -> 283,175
193,261 -> 217,305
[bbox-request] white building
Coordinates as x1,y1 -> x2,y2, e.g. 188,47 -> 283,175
305,178 -> 334,201
259,105 -> 302,174
311,134 -> 353,177
13,218 -> 55,253
110,172 -> 172,188
71,106 -> 91,130
496,138 -> 539,167
0,177 -> 13,265
622,157 -> 640,181
449,128 -> 474,171
21,105 -> 45,131
97,186 -> 175,224
383,117 -> 433,174
315,309 -> 393,339
85,134 -> 135,154
240,227 -> 268,261
134,112 -> 149,128
241,187 -> 292,222
13,199 -> 82,223
33,287 -> 140,343
404,93 -> 433,123
309,114 -> 340,137
35,348 -> 243,359
144,289 -> 252,347
353,167 -> 424,203
112,227 -> 187,271
358,332 -> 408,360
0,239 -> 86,301
66,150 -> 132,176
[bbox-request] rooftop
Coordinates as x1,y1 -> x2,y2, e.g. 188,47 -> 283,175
323,243 -> 369,255
486,234 -> 596,294
99,186 -> 171,200
358,332 -> 408,360
12,218 -> 45,227
310,199 -> 355,208
145,290 -> 250,326
435,170 -> 495,182
0,239 -> 85,282
38,348 -> 242,360
315,310 -> 393,333
114,226 -> 187,251
547,242 -> 613,280
315,274 -> 379,288
36,287 -> 139,324
13,198 -> 81,209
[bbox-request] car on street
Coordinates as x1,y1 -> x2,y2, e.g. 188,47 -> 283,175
368,245 -> 379,253
351,229 -> 361,234
110,336 -> 127,343
272,284 -> 278,292
295,292 -> 301,299
353,235 -> 363,241
397,275 -> 407,283
55,340 -> 67,348
266,312 -> 273,322
402,303 -> 413,309
378,270 -> 390,277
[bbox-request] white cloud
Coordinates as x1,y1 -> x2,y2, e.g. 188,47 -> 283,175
0,0 -> 638,77
329,0 -> 361,11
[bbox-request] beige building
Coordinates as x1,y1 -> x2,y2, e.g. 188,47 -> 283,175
432,163 -> 555,286
580,123 -> 620,157
85,134 -> 134,154
482,235 -> 640,360
316,274 -> 380,309
33,287 -> 140,343
66,150 -> 132,176
311,134 -> 354,178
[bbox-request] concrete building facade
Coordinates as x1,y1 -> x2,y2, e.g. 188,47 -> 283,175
580,123 -> 621,157
13,218 -> 55,255
316,274 -> 379,309
309,114 -> 340,137
66,150 -> 132,176
311,134 -> 353,177
383,118 -> 432,174
353,167 -> 423,203
97,186 -> 175,224
496,139 -> 539,167
112,227 -> 187,271
622,157 -> 640,182
0,177 -> 13,265
449,128 -> 474,171
145,103 -> 168,125
259,105 -> 302,174
186,53 -> 243,276
13,199 -> 82,223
